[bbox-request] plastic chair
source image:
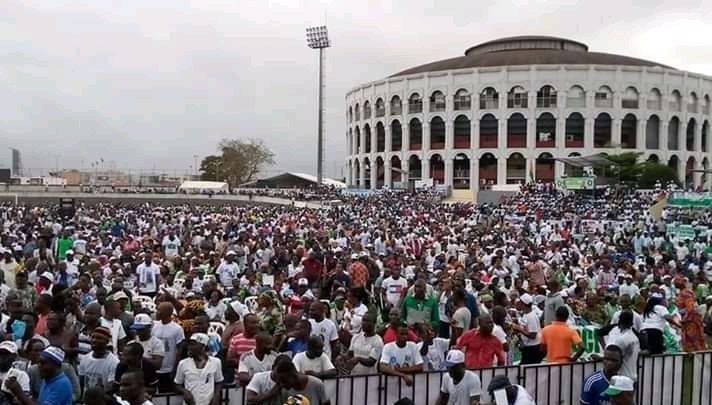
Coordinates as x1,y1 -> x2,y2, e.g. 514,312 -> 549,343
244,296 -> 259,313
208,321 -> 225,336
135,295 -> 154,307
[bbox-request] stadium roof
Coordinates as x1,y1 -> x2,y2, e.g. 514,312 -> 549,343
239,172 -> 346,188
391,36 -> 674,77
554,153 -> 616,167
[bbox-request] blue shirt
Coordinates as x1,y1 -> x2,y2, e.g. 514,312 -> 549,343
38,372 -> 73,405
287,338 -> 308,355
580,370 -> 610,405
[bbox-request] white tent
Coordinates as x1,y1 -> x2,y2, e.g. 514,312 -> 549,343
178,181 -> 229,192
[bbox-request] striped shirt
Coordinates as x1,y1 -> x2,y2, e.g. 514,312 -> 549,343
580,370 -> 610,405
228,333 -> 256,359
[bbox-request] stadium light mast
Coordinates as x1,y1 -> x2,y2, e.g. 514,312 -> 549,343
306,25 -> 330,185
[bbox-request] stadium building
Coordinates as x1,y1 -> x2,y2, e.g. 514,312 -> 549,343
344,36 -> 712,196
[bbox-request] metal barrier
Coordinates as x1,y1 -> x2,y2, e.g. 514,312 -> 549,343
150,351 -> 712,405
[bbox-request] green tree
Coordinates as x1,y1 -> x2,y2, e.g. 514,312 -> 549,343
604,152 -> 679,188
637,162 -> 679,188
198,138 -> 275,187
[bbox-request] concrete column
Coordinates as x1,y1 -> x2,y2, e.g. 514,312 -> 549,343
661,122 -> 669,153
471,119 -> 479,151
423,122 -> 431,153
497,158 -> 506,186
636,119 -> 646,151
556,114 -> 565,150
695,121 -> 702,153
445,122 -> 454,150
360,127 -> 366,154
385,125 -> 392,152
585,117 -> 595,150
359,161 -> 366,188
527,115 -> 535,149
384,160 -> 392,188
401,159 -> 409,189
403,122 -> 410,152
499,120 -> 506,151
369,162 -> 377,190
371,124 -> 377,154
526,157 -> 535,183
555,160 -> 565,179
470,157 -> 478,193
445,158 -> 454,187
421,158 -> 430,184
612,118 -> 622,147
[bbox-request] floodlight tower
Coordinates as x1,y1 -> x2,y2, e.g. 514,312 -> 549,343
305,25 -> 330,185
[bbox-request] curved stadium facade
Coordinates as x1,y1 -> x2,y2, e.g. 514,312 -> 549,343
344,36 -> 712,192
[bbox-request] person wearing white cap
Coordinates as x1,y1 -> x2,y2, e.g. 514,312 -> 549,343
435,349 -> 481,405
130,313 -> 165,370
513,293 -> 543,365
175,333 -> 224,405
217,251 -> 240,292
0,341 -> 30,400
604,375 -> 635,405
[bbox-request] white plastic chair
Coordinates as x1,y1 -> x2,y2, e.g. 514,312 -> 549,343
173,278 -> 185,290
135,295 -> 154,307
244,296 -> 259,313
141,300 -> 157,314
208,321 -> 225,336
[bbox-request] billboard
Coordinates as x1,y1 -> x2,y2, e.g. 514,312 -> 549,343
555,176 -> 595,190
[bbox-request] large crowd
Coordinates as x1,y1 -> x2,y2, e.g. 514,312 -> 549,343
0,183 -> 708,405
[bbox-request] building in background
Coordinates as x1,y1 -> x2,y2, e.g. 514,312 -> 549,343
345,36 -> 712,197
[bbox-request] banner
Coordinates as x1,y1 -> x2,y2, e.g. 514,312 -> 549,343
555,177 -> 595,190
668,192 -> 712,207
666,224 -> 697,239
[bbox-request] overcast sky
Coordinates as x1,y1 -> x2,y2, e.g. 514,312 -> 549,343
1,0 -> 711,178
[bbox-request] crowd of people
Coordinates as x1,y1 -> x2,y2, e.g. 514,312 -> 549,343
0,183 -> 708,405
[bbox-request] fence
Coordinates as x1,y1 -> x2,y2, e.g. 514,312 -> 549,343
150,351 -> 712,405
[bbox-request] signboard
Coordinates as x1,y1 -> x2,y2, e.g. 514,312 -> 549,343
668,192 -> 712,207
666,224 -> 697,240
555,176 -> 594,190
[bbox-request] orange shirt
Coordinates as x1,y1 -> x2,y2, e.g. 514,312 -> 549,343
540,321 -> 582,363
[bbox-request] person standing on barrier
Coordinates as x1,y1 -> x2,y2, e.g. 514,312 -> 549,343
603,375 -> 635,405
540,306 -> 584,364
580,345 -> 622,405
641,292 -> 679,355
435,350 -> 482,405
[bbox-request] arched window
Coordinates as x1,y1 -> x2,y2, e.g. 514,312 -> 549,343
480,87 -> 499,109
506,153 -> 526,184
408,93 -> 422,114
390,96 -> 402,115
348,128 -> 352,155
408,156 -> 422,180
670,90 -> 682,112
686,118 -> 696,151
453,153 -> 471,189
536,85 -> 557,108
688,92 -> 699,114
621,114 -> 637,149
507,113 -> 527,148
375,98 -> 385,117
647,88 -> 662,110
454,115 -> 471,148
409,118 -> 422,150
479,153 -> 498,188
594,113 -> 612,147
567,86 -> 586,108
668,155 -> 680,179
622,87 -> 639,109
703,121 -> 709,153
430,117 -> 445,149
668,117 -> 680,150
704,95 -> 711,115
536,113 -> 556,148
480,114 -> 498,148
391,120 -> 402,151
376,122 -> 386,152
355,103 -> 360,121
453,89 -> 471,111
646,115 -> 660,150
565,113 -> 584,148
364,124 -> 371,153
429,154 -> 445,184
363,101 -> 372,119
348,107 -> 353,123
507,86 -> 528,108
535,153 -> 555,183
594,86 -> 613,108
430,91 -> 446,112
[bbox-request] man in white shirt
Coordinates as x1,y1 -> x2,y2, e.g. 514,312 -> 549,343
345,314 -> 383,375
381,267 -> 408,308
435,350 -> 481,405
78,326 -> 120,396
245,355 -> 293,405
238,333 -> 277,386
308,302 -> 339,358
161,230 -> 181,258
514,294 -> 543,365
292,336 -> 337,379
0,250 -> 18,289
174,333 -> 224,405
152,302 -> 185,392
130,313 -> 165,370
379,324 -> 424,387
605,311 -> 640,382
217,251 -> 240,292
136,251 -> 160,296
0,341 -> 30,403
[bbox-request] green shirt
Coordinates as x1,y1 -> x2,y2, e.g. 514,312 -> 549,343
57,237 -> 74,260
401,295 -> 440,330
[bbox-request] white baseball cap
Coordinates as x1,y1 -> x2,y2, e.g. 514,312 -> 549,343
519,293 -> 533,305
444,349 -> 465,368
604,375 -> 635,396
40,272 -> 55,283
190,333 -> 210,347
0,341 -> 18,354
